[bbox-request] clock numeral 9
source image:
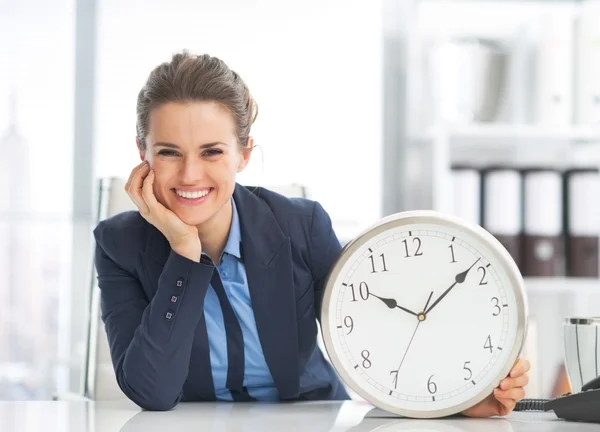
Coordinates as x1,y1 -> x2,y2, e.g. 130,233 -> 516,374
484,335 -> 494,353
402,237 -> 423,258
478,266 -> 488,285
491,297 -> 501,316
427,374 -> 437,394
369,253 -> 389,273
463,361 -> 473,381
344,316 -> 354,334
361,350 -> 372,369
349,282 -> 370,302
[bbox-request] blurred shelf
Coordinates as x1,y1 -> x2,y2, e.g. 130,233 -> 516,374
525,277 -> 600,295
417,124 -> 600,144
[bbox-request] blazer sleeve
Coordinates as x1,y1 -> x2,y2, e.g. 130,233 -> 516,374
93,225 -> 214,411
309,201 -> 342,322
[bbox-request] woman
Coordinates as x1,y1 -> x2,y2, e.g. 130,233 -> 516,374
93,52 -> 530,413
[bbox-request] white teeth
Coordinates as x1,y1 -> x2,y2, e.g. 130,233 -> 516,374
175,189 -> 210,199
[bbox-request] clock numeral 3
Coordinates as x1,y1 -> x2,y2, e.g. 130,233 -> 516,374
448,244 -> 457,263
361,350 -> 372,369
491,297 -> 501,316
484,335 -> 494,353
463,361 -> 473,381
344,316 -> 354,334
349,282 -> 370,302
427,375 -> 437,394
369,253 -> 389,273
478,266 -> 488,285
402,237 -> 423,258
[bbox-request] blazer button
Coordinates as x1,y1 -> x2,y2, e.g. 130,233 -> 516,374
170,296 -> 178,303
176,278 -> 184,288
165,311 -> 174,321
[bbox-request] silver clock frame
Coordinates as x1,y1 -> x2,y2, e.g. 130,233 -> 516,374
321,210 -> 528,418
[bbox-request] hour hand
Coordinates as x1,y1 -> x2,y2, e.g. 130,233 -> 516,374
371,293 -> 418,317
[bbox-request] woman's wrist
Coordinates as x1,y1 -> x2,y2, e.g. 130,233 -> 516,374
170,240 -> 202,263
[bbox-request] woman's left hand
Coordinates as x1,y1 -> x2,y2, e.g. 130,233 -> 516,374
461,358 -> 531,418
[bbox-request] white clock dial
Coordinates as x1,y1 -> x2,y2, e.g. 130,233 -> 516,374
322,212 -> 527,418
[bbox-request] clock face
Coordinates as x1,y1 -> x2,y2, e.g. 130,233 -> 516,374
321,212 -> 527,418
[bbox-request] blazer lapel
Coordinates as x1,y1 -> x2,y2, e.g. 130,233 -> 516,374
140,223 -> 216,401
233,184 -> 300,400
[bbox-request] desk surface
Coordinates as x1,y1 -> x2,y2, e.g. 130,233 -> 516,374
0,400 -> 596,432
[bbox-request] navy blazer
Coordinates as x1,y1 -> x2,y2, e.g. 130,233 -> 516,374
93,183 -> 349,410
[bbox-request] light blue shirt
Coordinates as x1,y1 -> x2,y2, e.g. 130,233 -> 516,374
203,198 -> 279,401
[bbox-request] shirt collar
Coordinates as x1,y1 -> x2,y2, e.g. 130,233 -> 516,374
222,197 -> 242,259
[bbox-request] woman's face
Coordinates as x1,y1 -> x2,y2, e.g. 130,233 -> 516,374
140,101 -> 252,227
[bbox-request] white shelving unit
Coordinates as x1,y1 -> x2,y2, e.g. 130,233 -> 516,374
525,277 -> 600,295
398,0 -> 600,399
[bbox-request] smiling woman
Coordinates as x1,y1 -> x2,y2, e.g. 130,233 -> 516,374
92,51 -> 529,415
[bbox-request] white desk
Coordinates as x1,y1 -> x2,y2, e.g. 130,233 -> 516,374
0,400 -> 596,432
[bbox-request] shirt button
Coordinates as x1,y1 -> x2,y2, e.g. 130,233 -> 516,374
165,311 -> 174,320
221,270 -> 228,278
170,296 -> 178,303
176,278 -> 184,288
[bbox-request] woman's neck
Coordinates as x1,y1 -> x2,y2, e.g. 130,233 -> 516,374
196,198 -> 233,265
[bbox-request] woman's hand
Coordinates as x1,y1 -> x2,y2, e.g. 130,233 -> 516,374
460,358 -> 531,418
125,161 -> 202,262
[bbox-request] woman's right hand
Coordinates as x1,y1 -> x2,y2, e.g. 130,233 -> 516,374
125,161 -> 202,262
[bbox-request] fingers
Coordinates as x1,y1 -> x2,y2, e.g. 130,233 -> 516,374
125,160 -> 147,191
141,169 -> 161,214
494,387 -> 525,401
510,358 -> 531,377
126,161 -> 150,215
499,373 -> 529,390
494,396 -> 516,416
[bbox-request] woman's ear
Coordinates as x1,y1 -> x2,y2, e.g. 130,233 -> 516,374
136,137 -> 145,161
237,137 -> 254,172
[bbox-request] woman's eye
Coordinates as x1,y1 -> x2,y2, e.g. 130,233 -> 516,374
158,150 -> 179,157
203,149 -> 223,157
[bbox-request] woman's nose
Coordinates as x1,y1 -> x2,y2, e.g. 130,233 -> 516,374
180,157 -> 204,184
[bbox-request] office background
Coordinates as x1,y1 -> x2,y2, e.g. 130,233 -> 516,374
1,0 -> 600,402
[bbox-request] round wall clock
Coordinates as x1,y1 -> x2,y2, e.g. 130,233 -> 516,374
321,210 -> 528,418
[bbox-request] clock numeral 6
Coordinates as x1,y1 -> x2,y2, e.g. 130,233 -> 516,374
491,297 -> 501,316
369,253 -> 389,273
427,374 -> 437,394
463,361 -> 473,381
344,316 -> 354,334
361,350 -> 372,369
349,282 -> 370,302
402,237 -> 423,258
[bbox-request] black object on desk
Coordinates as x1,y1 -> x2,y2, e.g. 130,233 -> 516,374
516,374 -> 600,423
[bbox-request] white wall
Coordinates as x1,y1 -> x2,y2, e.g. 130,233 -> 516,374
95,0 -> 384,238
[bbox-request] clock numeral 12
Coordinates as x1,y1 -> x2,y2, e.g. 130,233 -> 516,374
402,237 -> 423,258
349,282 -> 370,302
369,253 -> 389,273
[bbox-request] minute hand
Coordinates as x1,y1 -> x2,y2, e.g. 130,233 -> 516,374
425,258 -> 481,315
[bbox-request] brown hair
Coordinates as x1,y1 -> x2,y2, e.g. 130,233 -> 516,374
136,51 -> 258,151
